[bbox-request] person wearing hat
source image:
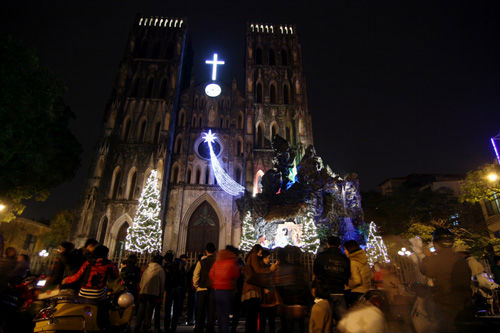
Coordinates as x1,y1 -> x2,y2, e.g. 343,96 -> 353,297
420,228 -> 472,332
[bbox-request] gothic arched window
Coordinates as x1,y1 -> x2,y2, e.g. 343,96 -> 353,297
171,165 -> 179,183
111,168 -> 122,199
283,84 -> 290,104
269,49 -> 275,66
196,168 -> 201,184
256,83 -> 263,103
271,123 -> 278,139
257,124 -> 264,147
160,79 -> 167,98
187,168 -> 192,184
153,121 -> 161,143
256,48 -> 262,65
128,171 -> 137,200
131,78 -> 140,97
145,78 -> 154,98
270,84 -> 277,104
122,118 -> 131,141
138,119 -> 147,142
281,49 -> 288,66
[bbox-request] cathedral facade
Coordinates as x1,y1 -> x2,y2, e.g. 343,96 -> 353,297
74,16 -> 314,256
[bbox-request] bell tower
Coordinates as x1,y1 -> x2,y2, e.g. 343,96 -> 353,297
74,15 -> 188,256
245,23 -> 313,194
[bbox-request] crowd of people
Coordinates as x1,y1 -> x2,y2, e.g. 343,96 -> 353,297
1,228 -> 500,333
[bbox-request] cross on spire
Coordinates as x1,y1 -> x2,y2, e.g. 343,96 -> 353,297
205,53 -> 225,81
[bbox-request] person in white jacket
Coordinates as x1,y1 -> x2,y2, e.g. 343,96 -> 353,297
134,254 -> 165,333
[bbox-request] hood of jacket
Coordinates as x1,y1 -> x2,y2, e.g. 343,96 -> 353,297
349,249 -> 368,265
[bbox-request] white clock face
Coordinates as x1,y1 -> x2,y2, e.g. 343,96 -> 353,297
205,83 -> 221,97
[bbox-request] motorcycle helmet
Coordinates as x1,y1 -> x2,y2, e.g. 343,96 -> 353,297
117,292 -> 134,308
432,227 -> 454,248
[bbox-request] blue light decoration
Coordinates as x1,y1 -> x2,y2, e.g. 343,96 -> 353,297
491,132 -> 500,165
202,130 -> 245,196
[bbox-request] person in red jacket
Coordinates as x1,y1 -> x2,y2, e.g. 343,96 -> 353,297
209,248 -> 241,333
62,245 -> 119,300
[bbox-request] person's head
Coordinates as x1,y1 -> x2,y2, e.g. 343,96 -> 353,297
180,254 -> 188,263
93,245 -> 109,259
225,245 -> 239,256
261,249 -> 271,265
17,254 -> 29,263
152,253 -> 163,264
127,254 -> 138,266
250,244 -> 263,256
164,251 -> 174,263
432,228 -> 454,250
58,241 -> 75,255
205,242 -> 216,255
343,240 -> 361,256
327,236 -> 341,248
277,247 -> 288,264
5,247 -> 17,258
84,238 -> 98,253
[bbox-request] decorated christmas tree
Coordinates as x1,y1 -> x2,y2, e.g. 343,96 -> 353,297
365,221 -> 390,267
125,170 -> 163,253
239,211 -> 257,251
301,210 -> 320,254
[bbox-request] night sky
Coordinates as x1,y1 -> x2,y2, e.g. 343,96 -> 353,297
1,0 -> 498,221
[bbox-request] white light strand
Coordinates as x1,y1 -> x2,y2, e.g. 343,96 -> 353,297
300,210 -> 320,254
125,170 -> 163,253
365,221 -> 391,267
239,211 -> 257,251
203,130 -> 245,196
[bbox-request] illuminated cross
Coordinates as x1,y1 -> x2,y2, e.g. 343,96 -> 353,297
205,53 -> 225,81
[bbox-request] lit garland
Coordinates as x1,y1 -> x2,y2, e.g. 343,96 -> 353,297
202,130 -> 245,196
125,170 -> 163,253
239,211 -> 257,251
365,221 -> 390,267
300,210 -> 320,254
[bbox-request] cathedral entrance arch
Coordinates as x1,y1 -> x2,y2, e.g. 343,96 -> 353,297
185,201 -> 219,252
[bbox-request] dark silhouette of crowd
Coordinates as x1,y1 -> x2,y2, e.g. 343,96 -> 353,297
1,227 -> 499,333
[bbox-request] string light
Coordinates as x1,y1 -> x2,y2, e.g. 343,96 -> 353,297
239,211 -> 257,251
300,210 -> 320,254
125,170 -> 163,253
365,221 -> 391,267
202,130 -> 245,196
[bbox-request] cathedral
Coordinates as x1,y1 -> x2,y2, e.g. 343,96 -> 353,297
73,15 -> 314,257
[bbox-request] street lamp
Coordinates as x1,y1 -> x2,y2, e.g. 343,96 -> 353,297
0,203 -> 5,212
487,173 -> 499,182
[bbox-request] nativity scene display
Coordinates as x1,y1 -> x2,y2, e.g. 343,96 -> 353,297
236,135 -> 366,253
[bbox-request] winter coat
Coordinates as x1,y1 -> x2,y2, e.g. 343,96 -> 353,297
241,251 -> 271,300
313,247 -> 350,294
347,249 -> 373,294
209,250 -> 240,290
309,299 -> 332,333
139,262 -> 166,297
420,248 -> 471,309
64,258 -> 119,290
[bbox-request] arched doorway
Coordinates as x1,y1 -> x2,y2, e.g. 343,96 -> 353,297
98,217 -> 108,244
186,201 -> 219,252
114,222 -> 129,258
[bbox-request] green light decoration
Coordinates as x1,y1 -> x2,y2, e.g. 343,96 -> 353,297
125,170 -> 163,253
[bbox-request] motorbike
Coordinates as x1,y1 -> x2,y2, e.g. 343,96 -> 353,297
0,274 -> 47,333
33,284 -> 134,333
